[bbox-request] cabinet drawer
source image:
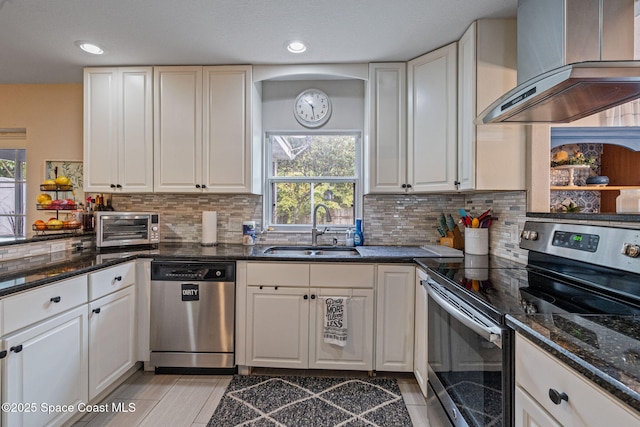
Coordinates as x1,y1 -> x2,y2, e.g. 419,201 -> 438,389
89,261 -> 135,300
2,275 -> 88,335
246,262 -> 309,287
515,334 -> 640,427
310,264 -> 375,288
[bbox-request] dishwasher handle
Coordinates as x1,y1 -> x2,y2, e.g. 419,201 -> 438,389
424,279 -> 502,348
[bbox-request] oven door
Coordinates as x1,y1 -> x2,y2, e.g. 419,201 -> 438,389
97,214 -> 152,247
426,278 -> 506,427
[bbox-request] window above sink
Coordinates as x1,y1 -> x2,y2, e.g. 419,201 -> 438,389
264,132 -> 361,232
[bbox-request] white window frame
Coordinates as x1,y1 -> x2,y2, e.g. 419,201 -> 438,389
263,130 -> 363,232
0,148 -> 26,238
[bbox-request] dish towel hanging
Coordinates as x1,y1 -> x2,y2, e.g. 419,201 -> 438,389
322,297 -> 348,347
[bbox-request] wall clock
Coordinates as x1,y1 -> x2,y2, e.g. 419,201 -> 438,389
293,88 -> 332,128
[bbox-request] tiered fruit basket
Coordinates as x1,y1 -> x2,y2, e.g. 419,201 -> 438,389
33,182 -> 81,235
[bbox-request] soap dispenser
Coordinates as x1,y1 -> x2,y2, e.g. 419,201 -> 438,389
354,219 -> 364,246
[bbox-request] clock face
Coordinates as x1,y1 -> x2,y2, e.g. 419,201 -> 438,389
294,89 -> 332,128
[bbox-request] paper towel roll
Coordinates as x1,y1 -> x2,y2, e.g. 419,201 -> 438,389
201,211 -> 217,246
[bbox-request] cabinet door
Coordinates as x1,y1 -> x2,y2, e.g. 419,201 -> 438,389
2,306 -> 88,427
414,269 -> 428,397
407,43 -> 458,192
515,386 -> 562,427
457,23 -> 477,191
246,286 -> 309,369
458,19 -> 525,191
84,68 -> 120,192
89,286 -> 136,400
375,265 -> 415,372
516,334 -> 640,427
202,66 -> 254,193
119,68 -> 153,192
154,66 -> 203,192
84,67 -> 153,193
366,63 -> 407,194
308,288 -> 374,371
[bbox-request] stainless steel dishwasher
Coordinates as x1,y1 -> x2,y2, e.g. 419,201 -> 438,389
150,260 -> 235,371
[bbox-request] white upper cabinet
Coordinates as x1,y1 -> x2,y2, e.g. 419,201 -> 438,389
153,66 -> 203,192
407,43 -> 458,192
366,63 -> 407,193
84,67 -> 154,193
153,65 -> 259,193
202,66 -> 255,192
457,20 -> 526,191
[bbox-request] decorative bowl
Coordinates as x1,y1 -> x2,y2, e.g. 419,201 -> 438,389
586,176 -> 609,186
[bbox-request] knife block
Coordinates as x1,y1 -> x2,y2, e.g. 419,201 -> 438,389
440,228 -> 464,250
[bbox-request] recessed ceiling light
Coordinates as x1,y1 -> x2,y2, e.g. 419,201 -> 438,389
75,40 -> 105,55
286,41 -> 307,54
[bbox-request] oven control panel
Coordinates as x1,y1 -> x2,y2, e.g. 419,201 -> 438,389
520,221 -> 639,274
552,231 -> 599,252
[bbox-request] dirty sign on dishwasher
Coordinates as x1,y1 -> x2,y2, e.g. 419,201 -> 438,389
181,284 -> 199,301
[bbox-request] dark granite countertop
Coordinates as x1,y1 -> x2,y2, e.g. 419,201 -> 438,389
0,243 -> 443,298
507,314 -> 640,413
0,231 -> 94,247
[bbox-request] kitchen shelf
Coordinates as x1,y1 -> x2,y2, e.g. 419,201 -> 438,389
550,186 -> 640,191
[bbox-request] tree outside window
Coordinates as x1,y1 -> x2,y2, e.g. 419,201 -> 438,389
266,133 -> 359,229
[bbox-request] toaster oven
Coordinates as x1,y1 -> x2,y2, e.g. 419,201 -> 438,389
95,212 -> 159,248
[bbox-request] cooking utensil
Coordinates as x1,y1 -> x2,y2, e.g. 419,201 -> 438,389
446,214 -> 457,232
477,209 -> 491,222
439,213 -> 448,232
481,217 -> 492,228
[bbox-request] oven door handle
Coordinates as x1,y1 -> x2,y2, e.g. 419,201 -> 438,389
425,280 -> 502,348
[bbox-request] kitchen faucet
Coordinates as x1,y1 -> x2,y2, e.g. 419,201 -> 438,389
311,203 -> 332,246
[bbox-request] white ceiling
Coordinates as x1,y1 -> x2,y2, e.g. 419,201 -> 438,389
0,0 -> 517,84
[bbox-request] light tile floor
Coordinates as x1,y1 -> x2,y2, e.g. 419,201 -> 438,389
68,370 -> 429,427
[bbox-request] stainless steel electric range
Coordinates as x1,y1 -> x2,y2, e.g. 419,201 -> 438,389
416,221 -> 640,427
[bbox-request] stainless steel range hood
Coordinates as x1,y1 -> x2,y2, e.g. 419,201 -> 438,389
477,0 -> 640,124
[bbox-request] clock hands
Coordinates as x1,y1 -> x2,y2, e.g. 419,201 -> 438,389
304,98 -> 316,118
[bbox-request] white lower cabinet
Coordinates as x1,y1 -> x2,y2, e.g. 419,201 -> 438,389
375,265 -> 415,372
246,286 -> 309,369
0,261 -> 140,427
244,262 -> 375,371
88,286 -> 136,400
246,285 -> 374,371
309,288 -> 374,371
413,268 -> 428,397
515,386 -> 562,427
2,305 -> 88,427
515,333 -> 640,427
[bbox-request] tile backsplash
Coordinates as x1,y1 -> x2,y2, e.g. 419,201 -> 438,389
111,190 -> 529,262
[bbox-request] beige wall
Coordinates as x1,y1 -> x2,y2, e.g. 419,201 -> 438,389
0,84 -> 83,229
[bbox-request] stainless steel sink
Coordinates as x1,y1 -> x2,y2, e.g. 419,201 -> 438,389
263,246 -> 360,256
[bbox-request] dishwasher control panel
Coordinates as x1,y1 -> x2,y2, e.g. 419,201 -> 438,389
151,261 -> 235,282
